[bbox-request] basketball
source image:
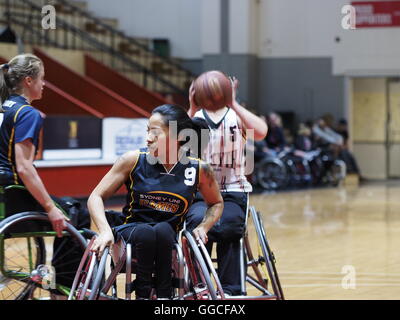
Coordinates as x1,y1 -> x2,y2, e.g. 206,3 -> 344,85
193,70 -> 232,111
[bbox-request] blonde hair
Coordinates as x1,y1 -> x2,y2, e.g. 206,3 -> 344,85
298,123 -> 311,136
0,53 -> 43,108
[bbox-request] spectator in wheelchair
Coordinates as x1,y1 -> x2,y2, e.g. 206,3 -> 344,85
0,54 -> 68,236
312,118 -> 344,149
294,123 -> 314,153
265,112 -> 286,155
335,118 -> 361,176
88,104 -> 224,300
186,77 -> 268,296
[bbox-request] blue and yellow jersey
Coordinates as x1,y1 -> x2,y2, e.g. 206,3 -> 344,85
0,95 -> 43,185
122,148 -> 201,232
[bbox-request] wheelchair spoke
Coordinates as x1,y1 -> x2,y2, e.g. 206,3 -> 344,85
1,212 -> 88,300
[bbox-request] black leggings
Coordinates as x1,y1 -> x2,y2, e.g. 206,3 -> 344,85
115,222 -> 176,299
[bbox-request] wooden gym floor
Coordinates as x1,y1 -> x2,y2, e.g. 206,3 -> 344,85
104,180 -> 400,300
2,181 -> 399,300
250,181 -> 400,300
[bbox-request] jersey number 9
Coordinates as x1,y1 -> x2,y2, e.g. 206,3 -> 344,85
184,167 -> 196,186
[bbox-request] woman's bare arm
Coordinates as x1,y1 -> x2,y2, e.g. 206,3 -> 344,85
88,150 -> 139,255
15,139 -> 68,237
194,162 -> 224,243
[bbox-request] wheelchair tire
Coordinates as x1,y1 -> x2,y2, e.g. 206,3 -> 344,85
0,211 -> 87,300
329,159 -> 346,186
250,207 -> 284,300
0,236 -> 45,300
196,238 -> 225,299
256,158 -> 288,190
88,247 -> 109,300
68,237 -> 100,300
182,230 -> 217,300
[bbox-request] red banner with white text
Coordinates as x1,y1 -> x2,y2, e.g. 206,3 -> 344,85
351,1 -> 400,27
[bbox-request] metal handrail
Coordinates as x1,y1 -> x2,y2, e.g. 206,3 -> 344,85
54,0 -> 195,78
1,0 -> 193,95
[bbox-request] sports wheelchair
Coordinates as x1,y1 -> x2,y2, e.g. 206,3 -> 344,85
68,205 -> 284,300
235,205 -> 284,300
0,185 -> 93,300
68,229 -> 225,300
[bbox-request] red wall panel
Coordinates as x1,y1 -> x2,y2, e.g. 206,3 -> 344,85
85,54 -> 167,113
34,49 -> 150,118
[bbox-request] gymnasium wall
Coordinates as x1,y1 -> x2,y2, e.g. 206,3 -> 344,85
4,1 -> 399,125
84,0 -> 202,60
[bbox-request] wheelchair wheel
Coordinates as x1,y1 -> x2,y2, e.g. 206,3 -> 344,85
181,230 -> 218,300
0,211 -> 87,300
328,159 -> 346,186
68,237 -> 109,301
256,158 -> 288,190
88,248 -> 109,300
245,207 -> 284,300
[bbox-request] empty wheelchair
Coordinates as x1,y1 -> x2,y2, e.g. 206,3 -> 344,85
0,185 -> 93,300
68,229 -> 225,300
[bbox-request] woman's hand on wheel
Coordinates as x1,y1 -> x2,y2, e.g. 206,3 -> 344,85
47,206 -> 69,238
193,226 -> 208,244
91,231 -> 114,258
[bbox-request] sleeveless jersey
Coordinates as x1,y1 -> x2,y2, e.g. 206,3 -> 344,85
194,108 -> 252,193
0,95 -> 43,185
123,148 -> 201,232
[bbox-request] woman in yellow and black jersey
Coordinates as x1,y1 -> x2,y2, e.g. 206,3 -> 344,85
121,147 -> 202,232
0,54 -> 67,236
88,104 -> 223,300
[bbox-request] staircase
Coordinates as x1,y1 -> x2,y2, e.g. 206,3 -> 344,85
34,48 -> 151,118
0,0 -> 195,101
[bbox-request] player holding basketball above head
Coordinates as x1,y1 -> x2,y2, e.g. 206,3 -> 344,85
88,104 -> 223,300
187,71 -> 268,296
0,54 -> 68,236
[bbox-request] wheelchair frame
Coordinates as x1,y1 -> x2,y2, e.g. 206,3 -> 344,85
238,205 -> 284,300
68,230 -> 224,300
210,197 -> 284,300
68,203 -> 284,300
0,184 -> 284,300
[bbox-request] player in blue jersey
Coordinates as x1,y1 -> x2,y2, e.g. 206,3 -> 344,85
0,54 -> 68,237
89,104 -> 224,300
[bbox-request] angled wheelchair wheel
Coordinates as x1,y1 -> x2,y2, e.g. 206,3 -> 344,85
256,158 -> 288,190
245,207 -> 284,300
68,236 -> 109,301
329,159 -> 346,186
181,230 -> 220,300
68,237 -> 95,300
0,212 -> 87,300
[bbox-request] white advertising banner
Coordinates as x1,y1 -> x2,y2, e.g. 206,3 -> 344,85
102,118 -> 148,161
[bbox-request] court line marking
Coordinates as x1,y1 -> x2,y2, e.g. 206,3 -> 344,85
280,276 -> 400,281
279,271 -> 400,276
282,283 -> 400,288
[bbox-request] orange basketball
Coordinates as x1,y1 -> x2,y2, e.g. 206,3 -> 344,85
193,70 -> 232,111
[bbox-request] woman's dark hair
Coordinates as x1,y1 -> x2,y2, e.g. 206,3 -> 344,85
151,104 -> 210,158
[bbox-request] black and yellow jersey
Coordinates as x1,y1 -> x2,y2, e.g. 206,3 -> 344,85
122,148 -> 201,231
0,95 -> 43,185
